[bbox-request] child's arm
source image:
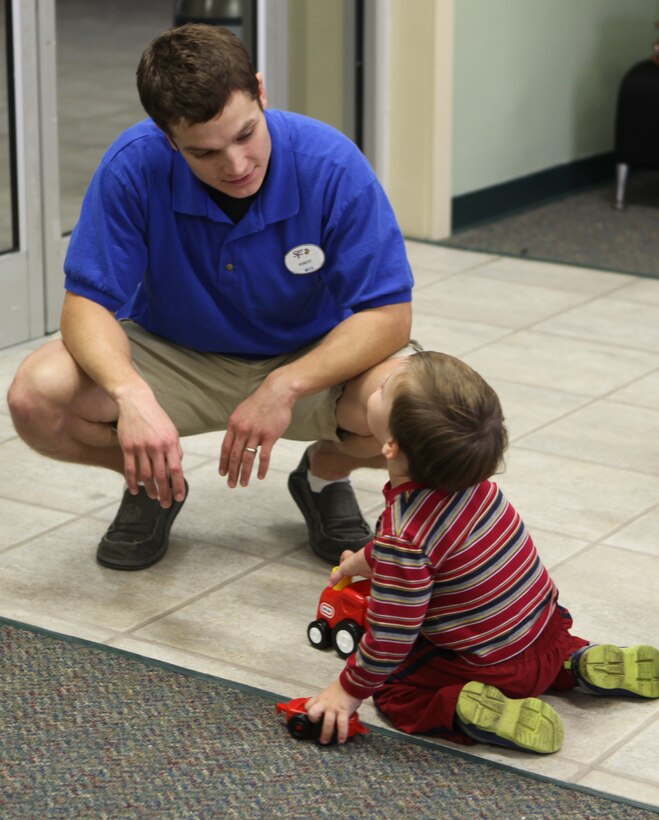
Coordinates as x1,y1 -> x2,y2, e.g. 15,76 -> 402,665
305,680 -> 363,745
328,546 -> 373,587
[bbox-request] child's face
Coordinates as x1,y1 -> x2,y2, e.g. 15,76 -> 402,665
366,360 -> 405,446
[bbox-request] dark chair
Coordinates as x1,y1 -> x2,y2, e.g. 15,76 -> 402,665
614,36 -> 659,209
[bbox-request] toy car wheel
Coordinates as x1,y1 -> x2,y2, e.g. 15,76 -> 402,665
307,619 -> 331,649
332,619 -> 364,659
287,714 -> 313,740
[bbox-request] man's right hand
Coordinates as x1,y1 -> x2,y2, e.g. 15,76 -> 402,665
115,382 -> 185,508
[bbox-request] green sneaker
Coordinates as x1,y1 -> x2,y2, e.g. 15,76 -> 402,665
455,681 -> 563,754
571,644 -> 659,699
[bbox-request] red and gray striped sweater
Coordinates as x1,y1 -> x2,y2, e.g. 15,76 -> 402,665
340,480 -> 558,700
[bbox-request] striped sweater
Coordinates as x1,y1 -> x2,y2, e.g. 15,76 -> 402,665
340,480 -> 558,700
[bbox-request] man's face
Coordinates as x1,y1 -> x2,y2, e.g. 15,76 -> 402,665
168,81 -> 271,199
366,360 -> 406,447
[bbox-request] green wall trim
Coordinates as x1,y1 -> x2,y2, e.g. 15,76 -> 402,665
452,152 -> 615,232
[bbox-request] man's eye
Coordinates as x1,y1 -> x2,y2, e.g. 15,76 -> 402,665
237,130 -> 254,143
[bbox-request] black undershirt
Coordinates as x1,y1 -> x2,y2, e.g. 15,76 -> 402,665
205,185 -> 258,223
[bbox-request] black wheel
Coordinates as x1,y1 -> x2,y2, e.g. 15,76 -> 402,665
287,714 -> 312,740
307,619 -> 331,649
332,619 -> 364,659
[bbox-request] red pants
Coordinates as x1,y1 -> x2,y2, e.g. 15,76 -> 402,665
372,606 -> 588,745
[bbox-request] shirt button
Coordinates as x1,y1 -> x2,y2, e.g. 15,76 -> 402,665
225,263 -> 234,271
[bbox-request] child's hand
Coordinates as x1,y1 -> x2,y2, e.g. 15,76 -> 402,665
305,680 -> 363,744
329,547 -> 372,587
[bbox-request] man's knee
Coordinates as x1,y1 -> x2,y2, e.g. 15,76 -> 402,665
7,343 -> 74,439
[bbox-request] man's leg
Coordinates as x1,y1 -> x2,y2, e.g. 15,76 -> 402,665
7,339 -> 187,570
288,355 -> 408,563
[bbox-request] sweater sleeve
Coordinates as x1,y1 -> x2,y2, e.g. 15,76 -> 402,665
339,532 -> 434,700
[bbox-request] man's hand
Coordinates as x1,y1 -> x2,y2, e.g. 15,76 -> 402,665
115,383 -> 185,507
305,680 -> 363,745
219,376 -> 297,488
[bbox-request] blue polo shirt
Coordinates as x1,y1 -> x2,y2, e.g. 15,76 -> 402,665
64,110 -> 413,355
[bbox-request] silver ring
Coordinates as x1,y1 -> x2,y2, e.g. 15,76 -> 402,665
244,447 -> 258,454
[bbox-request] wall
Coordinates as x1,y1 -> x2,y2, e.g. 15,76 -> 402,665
452,0 -> 659,196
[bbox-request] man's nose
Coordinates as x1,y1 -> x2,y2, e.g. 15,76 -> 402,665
222,147 -> 248,178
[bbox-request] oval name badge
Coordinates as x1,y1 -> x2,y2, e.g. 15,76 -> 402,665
284,244 -> 325,275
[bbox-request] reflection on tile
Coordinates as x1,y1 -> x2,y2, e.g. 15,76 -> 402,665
519,400 -> 659,477
497,448 -> 659,541
464,330 -> 659,396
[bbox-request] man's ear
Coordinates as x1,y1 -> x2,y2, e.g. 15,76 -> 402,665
256,72 -> 268,109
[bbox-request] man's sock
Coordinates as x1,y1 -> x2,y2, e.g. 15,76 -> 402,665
307,472 -> 352,494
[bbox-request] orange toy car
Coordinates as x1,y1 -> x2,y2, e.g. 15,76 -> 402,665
307,574 -> 370,659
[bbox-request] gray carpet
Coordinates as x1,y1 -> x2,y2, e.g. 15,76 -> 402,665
443,171 -> 659,278
2,618 -> 657,819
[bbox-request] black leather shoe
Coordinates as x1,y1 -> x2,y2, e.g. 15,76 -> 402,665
96,481 -> 188,570
288,449 -> 373,564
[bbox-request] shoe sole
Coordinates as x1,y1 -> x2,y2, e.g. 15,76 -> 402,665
578,644 -> 659,699
456,681 -> 564,754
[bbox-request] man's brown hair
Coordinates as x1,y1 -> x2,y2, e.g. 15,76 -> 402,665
136,23 -> 260,133
389,352 -> 508,493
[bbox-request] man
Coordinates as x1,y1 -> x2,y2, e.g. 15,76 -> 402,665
7,24 -> 414,570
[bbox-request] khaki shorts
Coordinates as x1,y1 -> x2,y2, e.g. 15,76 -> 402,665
121,320 -> 421,441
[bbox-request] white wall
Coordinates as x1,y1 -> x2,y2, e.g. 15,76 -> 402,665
452,0 -> 659,196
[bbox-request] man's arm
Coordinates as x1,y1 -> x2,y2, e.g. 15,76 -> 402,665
219,301 -> 411,486
60,292 -> 185,506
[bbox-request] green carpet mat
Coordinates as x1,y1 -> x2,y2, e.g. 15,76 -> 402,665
1,618 -> 657,819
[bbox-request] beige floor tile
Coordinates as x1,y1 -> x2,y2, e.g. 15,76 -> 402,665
489,378 -> 591,441
536,295 -> 659,352
602,507 -> 659,558
131,562 -> 359,689
0,413 -> 16,442
463,330 -> 659,396
410,264 -> 458,289
550,545 -> 659,646
409,273 -> 594,329
405,241 -> 495,273
0,497 -> 75,551
497,448 -> 659,541
610,370 -> 659,410
470,256 -> 634,296
613,277 -> 659,306
519,400 -> 659,477
597,719 -> 659,783
0,516 -> 264,632
528,529 -> 591,571
578,769 -> 659,809
411,312 -> 513,356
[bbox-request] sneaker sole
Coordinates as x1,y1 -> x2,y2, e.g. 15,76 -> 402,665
577,644 -> 659,699
456,681 -> 563,754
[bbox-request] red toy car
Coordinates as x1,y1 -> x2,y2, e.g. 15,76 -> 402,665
276,697 -> 369,744
307,574 -> 370,659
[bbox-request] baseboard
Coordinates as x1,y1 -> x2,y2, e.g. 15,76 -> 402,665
451,152 -> 615,231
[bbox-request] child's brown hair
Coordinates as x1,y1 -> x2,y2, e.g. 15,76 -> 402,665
389,352 -> 508,492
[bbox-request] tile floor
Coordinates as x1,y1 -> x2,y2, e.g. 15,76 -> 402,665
1,241 -> 658,809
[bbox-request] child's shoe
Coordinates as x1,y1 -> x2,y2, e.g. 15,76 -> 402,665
570,644 -> 659,699
455,681 -> 563,754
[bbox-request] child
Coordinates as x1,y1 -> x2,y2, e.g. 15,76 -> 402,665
304,351 -> 659,750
